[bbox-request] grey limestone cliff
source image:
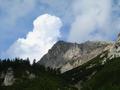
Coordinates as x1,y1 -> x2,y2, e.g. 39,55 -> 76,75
3,67 -> 15,86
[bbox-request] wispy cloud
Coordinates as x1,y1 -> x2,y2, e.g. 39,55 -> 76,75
68,0 -> 120,43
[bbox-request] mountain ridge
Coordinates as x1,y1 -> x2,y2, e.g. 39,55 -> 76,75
38,40 -> 112,73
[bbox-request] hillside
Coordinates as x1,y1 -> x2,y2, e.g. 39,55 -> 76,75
1,50 -> 120,90
0,58 -> 77,90
82,57 -> 120,90
62,52 -> 120,90
62,33 -> 120,90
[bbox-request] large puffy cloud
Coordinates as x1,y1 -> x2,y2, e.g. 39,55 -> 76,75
4,14 -> 62,63
0,0 -> 72,60
68,0 -> 120,43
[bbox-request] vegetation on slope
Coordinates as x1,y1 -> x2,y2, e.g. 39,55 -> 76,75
1,50 -> 120,90
62,51 -> 108,85
62,50 -> 120,90
0,58 -> 77,90
82,57 -> 120,90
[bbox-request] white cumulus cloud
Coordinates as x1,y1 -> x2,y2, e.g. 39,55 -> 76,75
4,14 -> 62,63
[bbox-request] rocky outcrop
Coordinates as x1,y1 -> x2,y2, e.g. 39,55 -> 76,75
108,33 -> 120,59
38,41 -> 110,73
0,68 -> 36,86
25,70 -> 36,79
3,67 -> 15,86
29,73 -> 36,79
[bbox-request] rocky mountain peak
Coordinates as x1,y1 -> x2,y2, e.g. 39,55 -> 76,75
38,40 -> 110,73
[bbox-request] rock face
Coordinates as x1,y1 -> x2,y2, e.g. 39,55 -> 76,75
3,67 -> 15,86
108,33 -> 120,59
0,67 -> 37,86
29,73 -> 36,79
38,41 -> 110,73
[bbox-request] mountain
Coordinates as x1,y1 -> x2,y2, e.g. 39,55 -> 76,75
1,33 -> 120,90
37,33 -> 120,90
38,40 -> 111,73
61,33 -> 120,90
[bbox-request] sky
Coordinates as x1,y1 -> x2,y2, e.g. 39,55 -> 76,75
0,0 -> 120,63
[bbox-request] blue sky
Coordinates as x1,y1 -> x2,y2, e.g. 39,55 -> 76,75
0,0 -> 120,62
0,0 -> 73,53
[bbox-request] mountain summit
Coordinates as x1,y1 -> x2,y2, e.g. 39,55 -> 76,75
38,40 -> 111,73
38,33 -> 120,73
